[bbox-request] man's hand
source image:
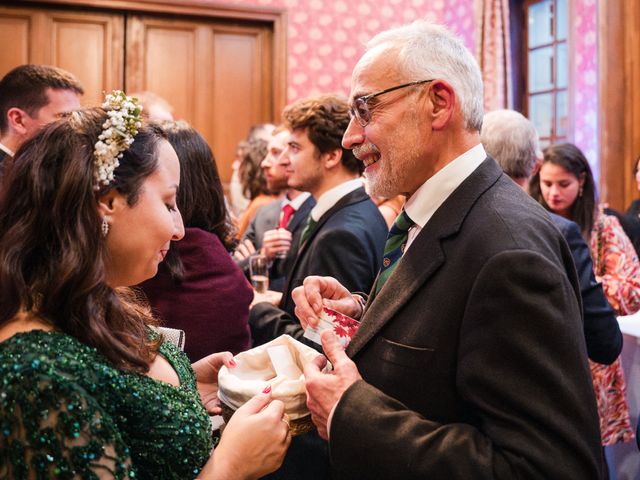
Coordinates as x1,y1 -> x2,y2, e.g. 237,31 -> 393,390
262,228 -> 292,260
192,352 -> 236,414
233,239 -> 256,261
292,276 -> 362,329
304,331 -> 362,439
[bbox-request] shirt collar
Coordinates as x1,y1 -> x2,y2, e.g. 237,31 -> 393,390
310,178 -> 363,221
405,144 -> 486,228
283,191 -> 312,211
0,142 -> 15,157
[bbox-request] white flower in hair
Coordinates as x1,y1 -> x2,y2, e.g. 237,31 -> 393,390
93,90 -> 143,190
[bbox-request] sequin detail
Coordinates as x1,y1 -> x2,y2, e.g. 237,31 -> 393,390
0,330 -> 212,479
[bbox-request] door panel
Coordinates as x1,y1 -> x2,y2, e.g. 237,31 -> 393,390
127,15 -> 275,182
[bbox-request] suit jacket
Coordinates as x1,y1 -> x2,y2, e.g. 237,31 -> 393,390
550,213 -> 622,365
238,195 -> 315,292
605,201 -> 640,257
0,149 -> 8,184
250,186 -> 388,347
329,159 -> 603,479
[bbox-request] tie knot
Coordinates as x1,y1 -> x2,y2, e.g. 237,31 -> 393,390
282,204 -> 295,216
390,210 -> 415,235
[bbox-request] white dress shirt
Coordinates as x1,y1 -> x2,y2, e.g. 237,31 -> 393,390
309,178 -> 363,222
0,142 -> 14,157
404,144 -> 487,251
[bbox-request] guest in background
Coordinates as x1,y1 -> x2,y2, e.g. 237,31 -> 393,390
236,137 -> 279,237
605,155 -> 640,256
0,64 -> 83,177
139,120 -> 252,362
481,109 -> 621,365
0,96 -> 289,478
130,90 -> 174,122
229,123 -> 275,216
234,126 -> 315,292
371,194 -> 405,228
531,142 -> 638,449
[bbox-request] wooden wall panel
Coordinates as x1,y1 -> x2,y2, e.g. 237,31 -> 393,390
0,15 -> 31,76
599,0 -> 640,210
127,16 -> 276,182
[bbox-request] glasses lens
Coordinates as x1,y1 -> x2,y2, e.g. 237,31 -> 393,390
354,98 -> 370,126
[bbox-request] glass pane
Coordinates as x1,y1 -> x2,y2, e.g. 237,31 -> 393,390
556,43 -> 568,88
556,91 -> 568,137
529,46 -> 554,92
528,0 -> 553,48
529,93 -> 553,138
555,0 -> 568,41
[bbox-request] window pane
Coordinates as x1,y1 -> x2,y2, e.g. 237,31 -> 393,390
529,93 -> 553,138
556,43 -> 568,88
555,0 -> 568,41
539,138 -> 551,150
556,91 -> 568,137
528,0 -> 553,48
529,46 -> 554,92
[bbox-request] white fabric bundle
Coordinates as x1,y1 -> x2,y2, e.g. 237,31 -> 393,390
218,335 -> 324,419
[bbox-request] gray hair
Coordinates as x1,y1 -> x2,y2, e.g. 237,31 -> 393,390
366,20 -> 484,131
480,109 -> 541,180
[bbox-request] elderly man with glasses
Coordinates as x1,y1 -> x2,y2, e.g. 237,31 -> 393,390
292,20 -> 604,479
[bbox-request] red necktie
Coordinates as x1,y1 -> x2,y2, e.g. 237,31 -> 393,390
278,204 -> 295,229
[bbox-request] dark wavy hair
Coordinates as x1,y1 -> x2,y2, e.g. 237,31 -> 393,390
529,142 -> 597,242
239,138 -> 269,199
283,94 -> 363,175
158,120 -> 236,280
0,107 -> 166,372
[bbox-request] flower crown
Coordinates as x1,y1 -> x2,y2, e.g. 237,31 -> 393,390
93,91 -> 143,190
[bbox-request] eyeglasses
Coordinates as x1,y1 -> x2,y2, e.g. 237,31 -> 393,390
348,79 -> 434,127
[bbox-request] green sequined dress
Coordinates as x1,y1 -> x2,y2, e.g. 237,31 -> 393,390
0,330 -> 213,479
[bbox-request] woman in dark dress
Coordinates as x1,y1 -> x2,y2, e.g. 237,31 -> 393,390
140,121 -> 253,362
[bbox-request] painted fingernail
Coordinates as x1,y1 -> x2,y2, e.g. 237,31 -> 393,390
229,358 -> 237,367
262,385 -> 272,394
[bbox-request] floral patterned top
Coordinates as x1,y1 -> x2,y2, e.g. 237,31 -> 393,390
0,330 -> 212,479
588,211 -> 639,445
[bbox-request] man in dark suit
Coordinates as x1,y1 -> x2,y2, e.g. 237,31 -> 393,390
0,64 -> 83,179
295,21 -> 604,479
249,94 -> 387,480
249,94 -> 388,346
481,108 -> 622,365
234,127 -> 316,292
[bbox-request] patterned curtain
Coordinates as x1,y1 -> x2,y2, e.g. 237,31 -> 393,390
476,0 -> 512,111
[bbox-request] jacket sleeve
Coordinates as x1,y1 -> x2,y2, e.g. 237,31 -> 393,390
329,250 -> 602,480
563,220 -> 622,364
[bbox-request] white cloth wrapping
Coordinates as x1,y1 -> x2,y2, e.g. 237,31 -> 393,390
217,335 -> 325,419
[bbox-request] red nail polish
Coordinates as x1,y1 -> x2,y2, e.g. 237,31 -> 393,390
229,358 -> 237,367
262,385 -> 272,394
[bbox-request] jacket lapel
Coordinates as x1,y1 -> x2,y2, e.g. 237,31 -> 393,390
347,158 -> 503,357
287,196 -> 316,233
282,187 -> 370,299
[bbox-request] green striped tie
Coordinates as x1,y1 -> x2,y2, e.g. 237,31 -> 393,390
375,210 -> 415,295
299,216 -> 318,246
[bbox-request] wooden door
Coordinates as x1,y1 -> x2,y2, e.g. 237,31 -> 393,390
0,5 -> 124,108
126,15 -> 275,183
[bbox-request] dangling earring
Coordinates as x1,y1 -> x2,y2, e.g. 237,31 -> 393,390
579,185 -> 584,198
102,216 -> 110,236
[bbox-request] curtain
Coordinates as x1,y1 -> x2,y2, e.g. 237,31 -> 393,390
476,0 -> 512,111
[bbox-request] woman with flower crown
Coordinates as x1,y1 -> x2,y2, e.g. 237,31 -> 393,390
0,92 -> 290,479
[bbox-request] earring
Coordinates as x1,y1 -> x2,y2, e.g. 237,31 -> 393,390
102,216 -> 110,236
579,186 -> 584,197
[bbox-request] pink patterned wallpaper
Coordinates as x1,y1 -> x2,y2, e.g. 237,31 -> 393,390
572,0 -> 598,176
228,0 -> 476,101
228,0 -> 597,170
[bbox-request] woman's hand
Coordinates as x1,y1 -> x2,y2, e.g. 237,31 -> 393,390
192,352 -> 236,415
200,390 -> 291,479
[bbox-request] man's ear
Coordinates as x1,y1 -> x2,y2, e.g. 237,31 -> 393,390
322,148 -> 343,170
6,107 -> 30,136
428,80 -> 456,130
